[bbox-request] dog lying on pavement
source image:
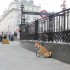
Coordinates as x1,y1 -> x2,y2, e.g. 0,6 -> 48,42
35,42 -> 52,58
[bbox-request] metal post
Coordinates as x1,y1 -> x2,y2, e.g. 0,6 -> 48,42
44,19 -> 46,32
64,12 -> 66,31
67,11 -> 69,30
59,15 -> 60,31
20,4 -> 26,40
35,19 -> 38,40
20,4 -> 24,24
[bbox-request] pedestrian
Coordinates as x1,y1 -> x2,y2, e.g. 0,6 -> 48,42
0,34 -> 2,42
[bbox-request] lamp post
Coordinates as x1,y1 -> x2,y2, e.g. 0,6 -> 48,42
20,4 -> 26,24
20,3 -> 26,40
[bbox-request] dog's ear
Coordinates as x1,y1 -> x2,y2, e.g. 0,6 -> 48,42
35,42 -> 40,47
37,42 -> 40,44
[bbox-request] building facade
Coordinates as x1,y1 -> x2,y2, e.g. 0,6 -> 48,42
0,0 -> 41,34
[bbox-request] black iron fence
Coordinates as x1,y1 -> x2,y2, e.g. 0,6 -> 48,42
19,8 -> 70,43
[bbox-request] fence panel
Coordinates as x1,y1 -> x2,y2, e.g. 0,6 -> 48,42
20,8 -> 70,43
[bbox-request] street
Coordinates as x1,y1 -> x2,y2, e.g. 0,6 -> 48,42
0,41 -> 70,70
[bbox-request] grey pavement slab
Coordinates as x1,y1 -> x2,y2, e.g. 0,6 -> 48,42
0,41 -> 70,70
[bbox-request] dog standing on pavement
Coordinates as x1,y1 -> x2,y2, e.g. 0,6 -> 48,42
35,42 -> 52,58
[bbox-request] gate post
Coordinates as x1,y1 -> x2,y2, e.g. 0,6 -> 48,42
34,20 -> 39,40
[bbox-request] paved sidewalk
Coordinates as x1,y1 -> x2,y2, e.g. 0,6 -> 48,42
0,41 -> 70,70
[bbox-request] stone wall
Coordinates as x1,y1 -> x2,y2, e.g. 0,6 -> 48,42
20,40 -> 70,64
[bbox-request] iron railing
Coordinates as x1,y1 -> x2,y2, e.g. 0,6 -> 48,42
19,8 -> 70,43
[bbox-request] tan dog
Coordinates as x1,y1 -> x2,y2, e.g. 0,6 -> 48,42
35,42 -> 52,58
2,39 -> 9,44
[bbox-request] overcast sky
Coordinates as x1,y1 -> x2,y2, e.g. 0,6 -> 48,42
0,0 -> 70,16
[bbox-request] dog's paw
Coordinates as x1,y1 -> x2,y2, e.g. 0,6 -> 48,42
36,52 -> 40,57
